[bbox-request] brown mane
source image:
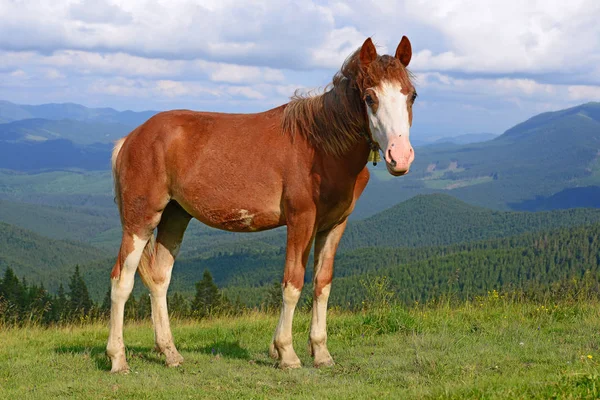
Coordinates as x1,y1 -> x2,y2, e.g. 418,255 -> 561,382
282,47 -> 414,157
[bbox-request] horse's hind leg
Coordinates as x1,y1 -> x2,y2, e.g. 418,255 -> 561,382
107,192 -> 167,372
107,231 -> 153,373
138,201 -> 191,367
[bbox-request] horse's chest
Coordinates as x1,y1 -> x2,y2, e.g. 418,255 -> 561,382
316,183 -> 357,226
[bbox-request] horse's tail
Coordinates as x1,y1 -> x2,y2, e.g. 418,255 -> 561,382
111,137 -> 126,213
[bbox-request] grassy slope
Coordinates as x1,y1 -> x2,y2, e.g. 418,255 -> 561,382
2,300 -> 600,399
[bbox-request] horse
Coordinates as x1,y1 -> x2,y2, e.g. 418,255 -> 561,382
107,36 -> 416,372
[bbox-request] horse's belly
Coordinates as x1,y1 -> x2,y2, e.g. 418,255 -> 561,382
200,207 -> 283,232
174,187 -> 283,232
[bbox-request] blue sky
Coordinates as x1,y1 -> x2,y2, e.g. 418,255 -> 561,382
1,0 -> 600,139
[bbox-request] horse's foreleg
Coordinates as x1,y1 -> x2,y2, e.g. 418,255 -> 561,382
138,202 -> 191,367
309,220 -> 347,367
270,211 -> 315,369
107,232 -> 151,373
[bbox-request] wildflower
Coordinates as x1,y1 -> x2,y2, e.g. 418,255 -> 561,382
588,355 -> 593,359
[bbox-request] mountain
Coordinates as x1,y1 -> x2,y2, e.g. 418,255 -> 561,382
431,133 -> 498,145
0,100 -> 156,126
510,186 -> 600,211
167,194 -> 600,293
0,222 -> 110,292
341,194 -> 600,249
0,198 -> 117,244
0,140 -> 112,170
0,118 -> 133,145
363,102 -> 600,214
0,101 -> 599,216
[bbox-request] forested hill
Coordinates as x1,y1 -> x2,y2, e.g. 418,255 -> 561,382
341,194 -> 600,249
0,222 -> 109,290
220,222 -> 600,308
171,195 -> 600,294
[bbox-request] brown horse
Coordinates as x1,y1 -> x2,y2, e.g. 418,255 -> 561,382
107,37 -> 416,372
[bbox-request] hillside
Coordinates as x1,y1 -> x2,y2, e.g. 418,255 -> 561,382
0,118 -> 133,145
0,100 -> 156,126
218,222 -> 600,308
0,198 -> 117,244
0,102 -> 599,215
0,222 -> 110,291
362,102 -> 600,214
167,195 -> 600,296
342,194 -> 600,249
5,193 -> 600,300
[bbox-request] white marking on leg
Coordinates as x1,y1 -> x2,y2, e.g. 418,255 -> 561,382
147,261 -> 183,366
107,234 -> 147,372
310,283 -> 333,366
311,283 -> 331,344
273,284 -> 302,368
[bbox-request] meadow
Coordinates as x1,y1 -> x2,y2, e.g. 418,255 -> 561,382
2,294 -> 600,399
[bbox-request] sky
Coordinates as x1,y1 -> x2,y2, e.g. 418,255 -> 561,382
1,0 -> 600,139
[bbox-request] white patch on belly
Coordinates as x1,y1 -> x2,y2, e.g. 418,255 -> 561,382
238,209 -> 254,226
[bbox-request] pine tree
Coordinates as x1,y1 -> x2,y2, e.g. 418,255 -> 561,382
124,294 -> 137,321
0,267 -> 25,308
263,281 -> 282,313
137,293 -> 151,320
169,292 -> 189,319
100,286 -> 111,318
191,270 -> 221,318
54,284 -> 68,322
67,265 -> 93,318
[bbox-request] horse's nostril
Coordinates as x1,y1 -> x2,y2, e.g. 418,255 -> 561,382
388,149 -> 397,167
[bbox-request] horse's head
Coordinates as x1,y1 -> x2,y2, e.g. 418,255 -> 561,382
356,37 -> 416,176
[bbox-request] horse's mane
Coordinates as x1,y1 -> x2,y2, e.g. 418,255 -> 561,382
282,47 -> 413,157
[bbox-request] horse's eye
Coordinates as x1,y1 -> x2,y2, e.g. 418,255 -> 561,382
411,92 -> 418,102
365,95 -> 374,106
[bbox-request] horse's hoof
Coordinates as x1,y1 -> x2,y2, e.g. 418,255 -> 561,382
110,363 -> 130,374
166,353 -> 184,367
314,357 -> 335,368
279,358 -> 302,370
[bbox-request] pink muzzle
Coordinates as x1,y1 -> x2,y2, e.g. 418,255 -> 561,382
384,136 -> 414,176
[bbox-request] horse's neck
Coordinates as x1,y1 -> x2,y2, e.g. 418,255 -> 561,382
318,137 -> 371,179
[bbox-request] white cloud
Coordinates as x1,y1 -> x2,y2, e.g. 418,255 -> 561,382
568,85 -> 600,100
1,1 -> 600,137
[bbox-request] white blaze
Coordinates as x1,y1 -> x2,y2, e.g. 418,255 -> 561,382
366,81 -> 410,150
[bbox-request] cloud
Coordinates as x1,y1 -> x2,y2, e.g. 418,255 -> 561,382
1,1 -> 600,137
69,0 -> 132,25
568,85 -> 600,100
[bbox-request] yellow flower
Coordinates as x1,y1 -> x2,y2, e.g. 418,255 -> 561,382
587,355 -> 593,359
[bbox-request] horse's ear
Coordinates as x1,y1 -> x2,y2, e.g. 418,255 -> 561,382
359,38 -> 377,67
395,36 -> 412,67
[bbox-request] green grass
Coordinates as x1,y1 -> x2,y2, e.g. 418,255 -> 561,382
2,298 -> 600,399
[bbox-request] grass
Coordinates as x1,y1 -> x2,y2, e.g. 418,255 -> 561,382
2,298 -> 600,399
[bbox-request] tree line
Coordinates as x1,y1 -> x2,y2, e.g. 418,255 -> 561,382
0,268 -> 259,327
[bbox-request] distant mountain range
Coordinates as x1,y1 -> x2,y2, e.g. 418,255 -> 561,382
0,100 -> 156,126
412,133 -> 499,147
362,102 -> 600,213
0,100 -> 599,213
